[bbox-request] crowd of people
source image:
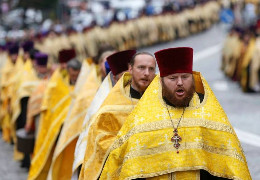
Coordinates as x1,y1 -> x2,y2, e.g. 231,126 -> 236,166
0,0 -> 253,180
222,19 -> 260,93
220,0 -> 260,93
1,1 -> 220,64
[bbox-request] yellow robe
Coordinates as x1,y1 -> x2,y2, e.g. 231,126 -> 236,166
0,51 -> 7,69
224,36 -> 242,78
241,38 -> 256,92
0,56 -> 23,142
72,72 -> 114,177
249,37 -> 260,90
28,68 -> 74,180
11,59 -> 38,125
222,34 -> 233,71
79,72 -> 139,180
100,72 -> 251,180
26,78 -> 50,135
11,59 -> 40,160
49,64 -> 102,180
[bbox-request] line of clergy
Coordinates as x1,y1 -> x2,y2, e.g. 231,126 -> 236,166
222,18 -> 260,93
2,0 -> 220,66
0,42 -> 252,179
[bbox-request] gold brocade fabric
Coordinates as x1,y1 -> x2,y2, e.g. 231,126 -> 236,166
0,56 -> 23,142
225,36 -> 242,78
26,79 -> 49,133
241,38 -> 256,91
100,72 -> 251,180
72,72 -> 113,175
11,59 -> 39,161
50,65 -> 102,180
79,72 -> 139,180
250,37 -> 260,89
11,59 -> 39,124
18,59 -> 39,98
0,52 -> 7,69
28,68 -> 74,180
10,57 -> 25,124
0,57 -> 15,142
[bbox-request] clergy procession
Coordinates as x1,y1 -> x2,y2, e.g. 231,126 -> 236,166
220,0 -> 260,93
0,0 -> 257,179
222,20 -> 260,93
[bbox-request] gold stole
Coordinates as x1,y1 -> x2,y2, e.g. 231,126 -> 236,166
0,57 -> 17,142
226,36 -> 242,78
241,38 -> 256,91
26,79 -> 49,133
28,68 -> 74,180
49,65 -> 102,180
249,37 -> 260,89
100,72 -> 251,180
12,59 -> 39,124
72,72 -> 113,176
79,72 -> 138,180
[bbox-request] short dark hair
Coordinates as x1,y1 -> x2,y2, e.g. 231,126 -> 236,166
94,44 -> 115,64
29,48 -> 39,60
129,52 -> 154,66
67,58 -> 82,70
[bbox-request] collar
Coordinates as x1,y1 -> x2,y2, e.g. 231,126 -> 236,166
130,85 -> 143,100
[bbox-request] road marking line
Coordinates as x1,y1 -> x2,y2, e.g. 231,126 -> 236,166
194,43 -> 222,62
212,81 -> 229,91
234,128 -> 260,147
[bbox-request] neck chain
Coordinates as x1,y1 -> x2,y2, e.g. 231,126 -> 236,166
166,104 -> 186,154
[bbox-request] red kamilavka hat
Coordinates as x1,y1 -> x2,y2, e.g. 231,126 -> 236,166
107,49 -> 136,75
58,49 -> 76,63
154,47 -> 193,77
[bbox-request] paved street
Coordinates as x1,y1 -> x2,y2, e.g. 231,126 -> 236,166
1,24 -> 259,179
0,132 -> 28,180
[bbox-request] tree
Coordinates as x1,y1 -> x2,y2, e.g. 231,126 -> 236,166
17,0 -> 59,10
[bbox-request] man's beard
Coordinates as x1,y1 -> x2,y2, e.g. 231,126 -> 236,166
132,75 -> 148,93
162,80 -> 195,107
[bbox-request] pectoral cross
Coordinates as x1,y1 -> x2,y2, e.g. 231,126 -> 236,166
171,129 -> 182,153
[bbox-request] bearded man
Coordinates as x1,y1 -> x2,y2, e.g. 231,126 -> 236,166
100,47 -> 251,180
72,50 -> 136,179
79,51 -> 156,180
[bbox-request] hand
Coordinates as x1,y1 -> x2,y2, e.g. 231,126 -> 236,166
25,123 -> 31,133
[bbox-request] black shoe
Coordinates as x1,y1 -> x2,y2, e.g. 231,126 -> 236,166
20,154 -> 30,169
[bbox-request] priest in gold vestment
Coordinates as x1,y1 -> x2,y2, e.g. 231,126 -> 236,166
100,47 -> 251,180
72,50 -> 136,179
0,44 -> 23,143
48,49 -> 116,180
79,52 -> 156,180
12,41 -> 36,138
20,52 -> 52,168
28,49 -> 79,180
25,52 -> 53,133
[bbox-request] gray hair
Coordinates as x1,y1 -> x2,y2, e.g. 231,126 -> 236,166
67,58 -> 82,70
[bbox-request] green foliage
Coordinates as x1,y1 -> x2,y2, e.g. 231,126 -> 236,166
17,0 -> 59,10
